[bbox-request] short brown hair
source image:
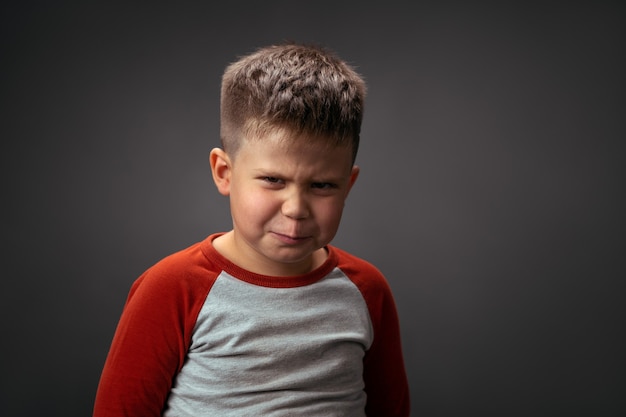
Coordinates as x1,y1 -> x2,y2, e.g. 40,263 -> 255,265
220,43 -> 366,162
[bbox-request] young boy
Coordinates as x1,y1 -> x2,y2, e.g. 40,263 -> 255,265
93,43 -> 410,416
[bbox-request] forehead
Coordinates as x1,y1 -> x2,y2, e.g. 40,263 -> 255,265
235,130 -> 354,174
247,127 -> 350,155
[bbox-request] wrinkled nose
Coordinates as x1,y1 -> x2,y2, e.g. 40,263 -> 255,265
281,191 -> 310,220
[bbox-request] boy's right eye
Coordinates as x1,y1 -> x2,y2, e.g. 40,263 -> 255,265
261,176 -> 285,187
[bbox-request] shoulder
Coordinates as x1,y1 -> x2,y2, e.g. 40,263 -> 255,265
331,245 -> 381,272
127,237 -> 221,304
329,245 -> 392,297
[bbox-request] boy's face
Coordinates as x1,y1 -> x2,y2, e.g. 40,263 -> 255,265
210,132 -> 359,276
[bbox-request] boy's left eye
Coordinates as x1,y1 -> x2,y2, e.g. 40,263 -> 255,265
311,182 -> 337,190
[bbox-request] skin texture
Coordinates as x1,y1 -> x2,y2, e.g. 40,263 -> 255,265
210,132 -> 359,277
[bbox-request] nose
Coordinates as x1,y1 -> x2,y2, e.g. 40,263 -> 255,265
281,189 -> 310,220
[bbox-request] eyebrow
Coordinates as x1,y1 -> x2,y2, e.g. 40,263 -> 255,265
251,168 -> 345,184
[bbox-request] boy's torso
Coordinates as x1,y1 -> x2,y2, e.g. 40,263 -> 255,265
162,239 -> 374,416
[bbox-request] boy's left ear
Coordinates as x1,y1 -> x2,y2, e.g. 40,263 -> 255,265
347,165 -> 360,193
209,148 -> 232,196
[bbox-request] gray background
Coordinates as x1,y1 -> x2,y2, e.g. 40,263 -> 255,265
2,1 -> 624,416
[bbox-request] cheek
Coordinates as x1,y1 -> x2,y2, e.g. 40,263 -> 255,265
314,199 -> 346,229
231,187 -> 277,220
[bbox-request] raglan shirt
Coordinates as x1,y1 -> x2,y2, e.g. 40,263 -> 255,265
93,233 -> 410,416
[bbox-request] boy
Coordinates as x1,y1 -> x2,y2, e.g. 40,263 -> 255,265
93,43 -> 410,416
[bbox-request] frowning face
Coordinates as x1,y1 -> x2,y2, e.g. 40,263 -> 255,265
210,132 -> 359,276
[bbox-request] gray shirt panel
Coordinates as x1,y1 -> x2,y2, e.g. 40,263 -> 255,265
163,267 -> 373,416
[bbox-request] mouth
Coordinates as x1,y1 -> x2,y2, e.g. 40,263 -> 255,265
271,232 -> 311,244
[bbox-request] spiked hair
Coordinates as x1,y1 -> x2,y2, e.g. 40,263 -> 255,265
220,43 -> 366,162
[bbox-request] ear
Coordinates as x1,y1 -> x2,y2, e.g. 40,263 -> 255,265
209,147 -> 232,196
346,165 -> 360,194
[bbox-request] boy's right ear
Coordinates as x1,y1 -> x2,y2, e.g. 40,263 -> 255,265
209,148 -> 232,196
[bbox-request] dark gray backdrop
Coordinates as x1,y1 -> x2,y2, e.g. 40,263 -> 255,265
2,1 -> 624,416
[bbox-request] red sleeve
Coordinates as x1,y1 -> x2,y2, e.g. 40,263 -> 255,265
93,244 -> 217,417
336,248 -> 411,417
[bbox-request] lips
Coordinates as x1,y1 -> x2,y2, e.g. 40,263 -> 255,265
272,231 -> 311,244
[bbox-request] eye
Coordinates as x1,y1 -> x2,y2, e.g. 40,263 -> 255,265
311,182 -> 337,190
261,176 -> 284,187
